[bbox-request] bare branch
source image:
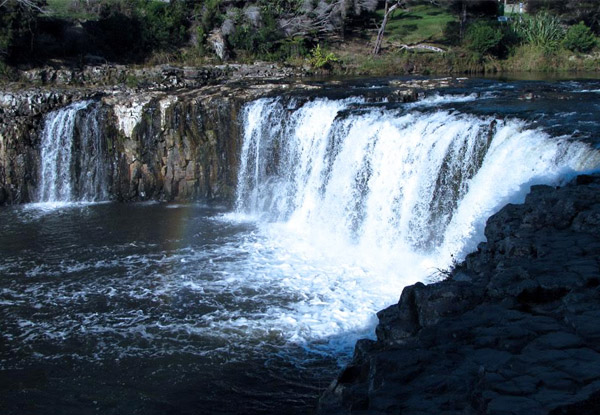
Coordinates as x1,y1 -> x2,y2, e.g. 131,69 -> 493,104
0,0 -> 47,13
373,0 -> 407,55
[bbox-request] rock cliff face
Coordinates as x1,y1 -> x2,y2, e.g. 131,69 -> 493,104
318,174 -> 600,415
0,74 -> 436,205
102,87 -> 246,202
0,89 -> 97,204
0,82 -> 295,205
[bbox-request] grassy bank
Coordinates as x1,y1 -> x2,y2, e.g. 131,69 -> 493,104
317,40 -> 600,77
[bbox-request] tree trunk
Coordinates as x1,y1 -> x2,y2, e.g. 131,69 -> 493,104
459,1 -> 467,40
373,1 -> 404,55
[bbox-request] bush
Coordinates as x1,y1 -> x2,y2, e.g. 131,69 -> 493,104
512,12 -> 565,51
563,22 -> 597,53
443,21 -> 462,46
139,0 -> 188,52
228,5 -> 308,61
308,44 -> 338,69
195,0 -> 222,53
465,22 -> 503,55
0,0 -> 46,63
89,0 -> 189,62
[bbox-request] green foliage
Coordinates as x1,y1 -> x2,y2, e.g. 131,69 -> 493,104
440,0 -> 499,18
195,0 -> 222,52
443,21 -> 462,45
308,44 -> 338,69
512,12 -> 565,51
46,0 -> 96,20
563,22 -> 597,53
90,0 -> 189,61
526,0 -> 600,33
462,20 -> 519,58
226,4 -> 308,61
139,0 -> 187,51
465,21 -> 503,55
258,0 -> 302,15
125,74 -> 141,88
0,0 -> 46,63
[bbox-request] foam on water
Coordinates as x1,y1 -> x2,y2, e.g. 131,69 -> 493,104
407,92 -> 481,107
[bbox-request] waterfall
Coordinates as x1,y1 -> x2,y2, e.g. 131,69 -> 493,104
236,97 -> 600,278
38,101 -> 108,203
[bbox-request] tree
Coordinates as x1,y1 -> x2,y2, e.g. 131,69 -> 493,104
373,0 -> 406,55
0,0 -> 45,11
437,0 -> 498,40
0,0 -> 46,62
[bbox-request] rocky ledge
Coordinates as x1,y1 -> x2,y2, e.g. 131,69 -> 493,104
319,174 -> 600,415
1,76 -> 462,206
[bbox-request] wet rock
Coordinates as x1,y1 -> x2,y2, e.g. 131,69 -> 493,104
0,80 -> 325,205
318,174 -> 600,415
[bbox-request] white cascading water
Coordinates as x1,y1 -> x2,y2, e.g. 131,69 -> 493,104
234,97 -> 600,338
38,101 -> 108,203
77,104 -> 109,202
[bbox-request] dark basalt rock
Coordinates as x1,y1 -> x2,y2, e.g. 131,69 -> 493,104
318,174 -> 600,415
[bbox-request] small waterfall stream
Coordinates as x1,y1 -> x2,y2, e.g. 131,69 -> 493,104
37,101 -> 108,203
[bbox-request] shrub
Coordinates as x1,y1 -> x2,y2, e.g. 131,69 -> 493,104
512,12 -> 565,51
139,0 -> 188,52
0,0 -> 46,63
228,5 -> 308,61
195,0 -> 222,52
443,21 -> 462,46
465,21 -> 503,55
308,44 -> 338,69
563,22 -> 597,53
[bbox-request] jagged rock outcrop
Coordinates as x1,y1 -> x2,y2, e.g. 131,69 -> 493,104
318,174 -> 600,415
17,62 -> 305,89
102,85 -> 252,202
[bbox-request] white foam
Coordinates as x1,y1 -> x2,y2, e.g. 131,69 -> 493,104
407,92 -> 480,108
233,97 -> 600,352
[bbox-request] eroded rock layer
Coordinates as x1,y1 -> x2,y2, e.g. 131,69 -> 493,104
318,174 -> 600,415
0,83 -> 292,204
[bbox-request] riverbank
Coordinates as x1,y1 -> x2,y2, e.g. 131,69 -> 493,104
326,39 -> 600,76
2,55 -> 599,90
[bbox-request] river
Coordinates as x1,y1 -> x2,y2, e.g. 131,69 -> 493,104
1,77 -> 600,414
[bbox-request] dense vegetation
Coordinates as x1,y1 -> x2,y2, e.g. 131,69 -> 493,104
1,0 -> 599,75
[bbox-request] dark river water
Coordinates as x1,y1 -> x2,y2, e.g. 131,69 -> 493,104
0,203 -> 340,414
1,77 -> 600,415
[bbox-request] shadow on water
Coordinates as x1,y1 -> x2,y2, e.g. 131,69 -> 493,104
0,325 -> 355,415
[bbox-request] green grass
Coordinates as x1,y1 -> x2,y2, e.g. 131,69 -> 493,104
375,4 -> 456,45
